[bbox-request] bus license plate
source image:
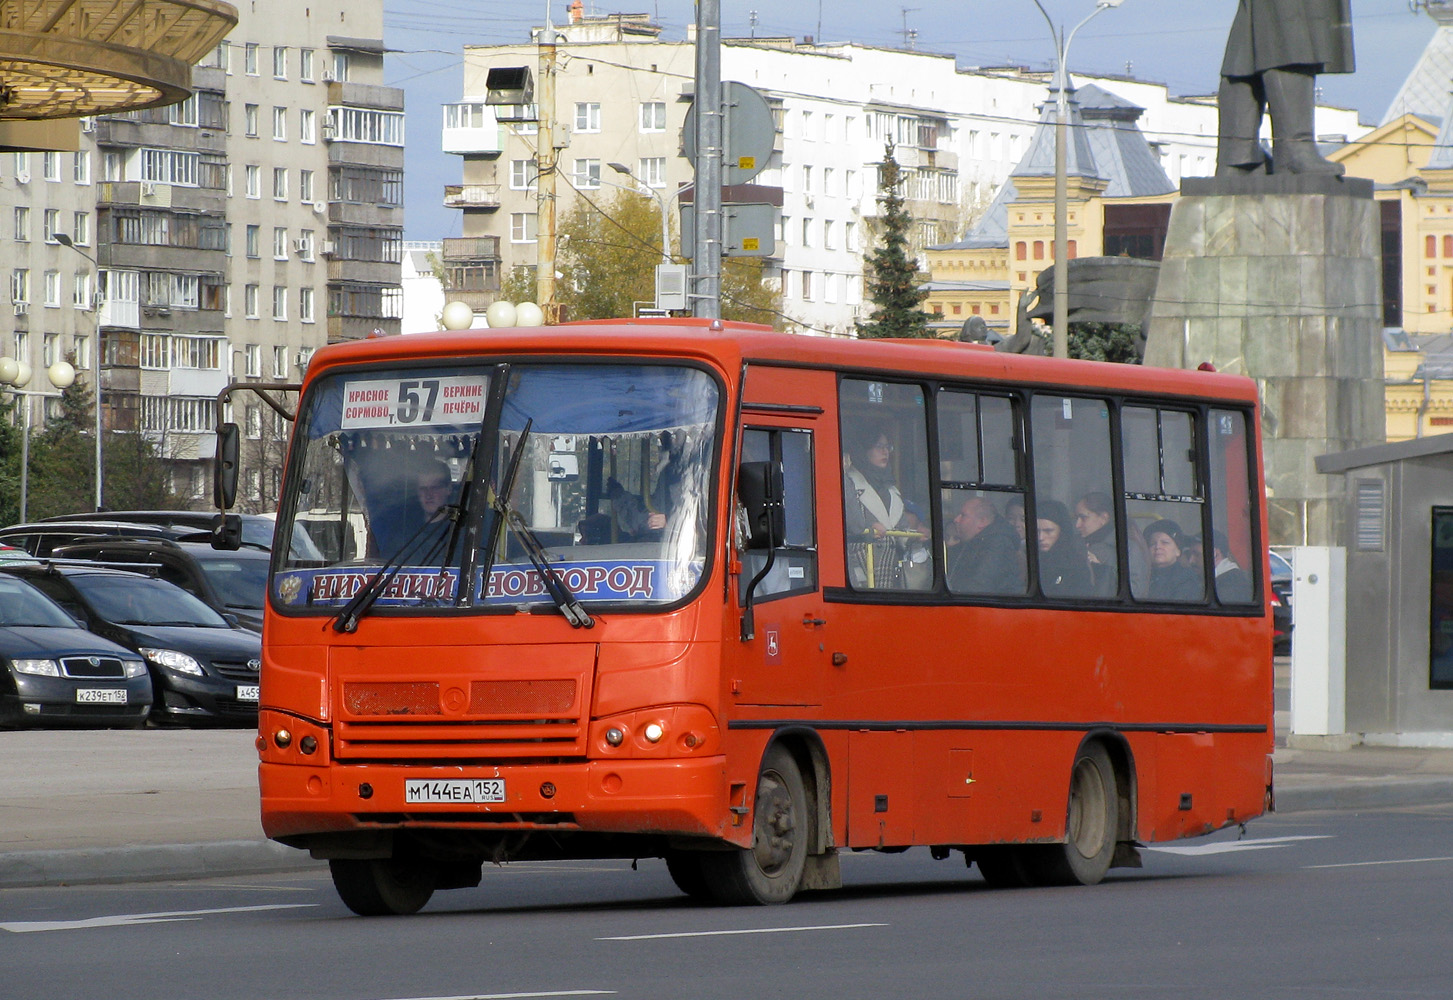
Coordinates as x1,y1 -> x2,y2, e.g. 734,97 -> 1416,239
236,685 -> 260,702
405,779 -> 506,804
76,689 -> 127,704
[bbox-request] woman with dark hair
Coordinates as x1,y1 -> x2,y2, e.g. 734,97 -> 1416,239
1144,518 -> 1204,602
1036,499 -> 1093,597
844,423 -> 925,589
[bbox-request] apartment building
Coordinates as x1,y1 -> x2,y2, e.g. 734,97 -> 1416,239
446,12 -> 1366,334
0,1 -> 403,508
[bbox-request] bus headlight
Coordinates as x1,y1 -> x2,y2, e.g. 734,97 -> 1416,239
593,705 -> 719,757
643,722 -> 665,743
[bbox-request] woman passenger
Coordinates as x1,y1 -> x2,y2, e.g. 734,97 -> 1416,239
1036,499 -> 1093,597
1143,518 -> 1203,601
844,424 -> 925,588
1074,491 -> 1117,594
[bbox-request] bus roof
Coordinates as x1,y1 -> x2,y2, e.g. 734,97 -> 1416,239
307,319 -> 1259,405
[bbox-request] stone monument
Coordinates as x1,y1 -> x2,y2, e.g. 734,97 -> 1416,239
1144,0 -> 1383,546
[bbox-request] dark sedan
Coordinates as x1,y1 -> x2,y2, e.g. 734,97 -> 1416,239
0,575 -> 151,728
1,564 -> 261,726
1270,549 -> 1293,656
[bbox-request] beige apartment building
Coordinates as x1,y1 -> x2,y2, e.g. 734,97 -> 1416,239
1,0 -> 403,508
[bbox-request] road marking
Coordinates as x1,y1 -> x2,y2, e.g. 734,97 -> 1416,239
1305,856 -> 1453,870
0,903 -> 316,934
1145,835 -> 1332,856
599,922 -> 887,942
378,993 -> 614,999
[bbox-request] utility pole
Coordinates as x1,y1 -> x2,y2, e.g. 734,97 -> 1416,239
537,9 -> 560,322
692,0 -> 722,318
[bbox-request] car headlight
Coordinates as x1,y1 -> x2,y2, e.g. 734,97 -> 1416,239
138,648 -> 205,676
10,658 -> 59,677
122,659 -> 147,679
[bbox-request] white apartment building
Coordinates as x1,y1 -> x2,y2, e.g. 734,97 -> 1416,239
447,14 -> 1369,335
1,1 -> 403,510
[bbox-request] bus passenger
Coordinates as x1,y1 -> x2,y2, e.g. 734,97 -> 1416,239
1004,495 -> 1029,541
844,426 -> 926,588
1037,499 -> 1094,597
945,496 -> 1024,595
1074,491 -> 1117,594
1144,519 -> 1203,601
1210,530 -> 1253,603
605,476 -> 667,540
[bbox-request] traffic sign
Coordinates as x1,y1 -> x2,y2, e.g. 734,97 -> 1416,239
683,81 -> 776,185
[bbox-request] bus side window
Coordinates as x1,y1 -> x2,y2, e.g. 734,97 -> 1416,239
1208,408 -> 1258,605
840,379 -> 932,592
938,389 -> 1027,597
739,428 -> 817,602
1030,395 -> 1116,599
1122,405 -> 1206,603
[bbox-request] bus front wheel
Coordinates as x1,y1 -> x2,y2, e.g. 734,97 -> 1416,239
701,745 -> 809,905
329,857 -> 437,916
1040,742 -> 1118,886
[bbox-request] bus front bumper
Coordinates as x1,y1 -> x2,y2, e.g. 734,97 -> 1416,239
259,756 -> 737,846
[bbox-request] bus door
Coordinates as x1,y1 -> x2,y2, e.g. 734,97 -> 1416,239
731,370 -> 833,708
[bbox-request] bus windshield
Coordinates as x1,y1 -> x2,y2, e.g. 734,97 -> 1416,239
273,361 -> 720,615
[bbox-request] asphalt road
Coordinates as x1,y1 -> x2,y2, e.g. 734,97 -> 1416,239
3,803 -> 1451,1000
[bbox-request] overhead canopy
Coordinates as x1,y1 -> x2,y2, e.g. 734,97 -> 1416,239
0,0 -> 237,120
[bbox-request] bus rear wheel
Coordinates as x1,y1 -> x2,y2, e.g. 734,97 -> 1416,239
1039,742 -> 1118,886
329,857 -> 437,916
701,745 -> 809,905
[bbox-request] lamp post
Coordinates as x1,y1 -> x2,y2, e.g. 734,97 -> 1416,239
607,162 -> 671,264
0,357 -> 77,522
1030,0 -> 1125,358
51,232 -> 103,510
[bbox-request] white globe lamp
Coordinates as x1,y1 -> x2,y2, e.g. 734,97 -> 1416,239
514,301 -> 545,328
485,300 -> 517,329
440,300 -> 475,331
47,361 -> 76,389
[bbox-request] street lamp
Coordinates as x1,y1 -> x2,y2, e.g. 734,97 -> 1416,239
1030,0 -> 1125,358
607,162 -> 672,264
0,356 -> 76,522
51,232 -> 103,510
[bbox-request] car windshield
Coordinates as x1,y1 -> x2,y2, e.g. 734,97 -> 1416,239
273,361 -> 720,614
194,553 -> 270,609
69,573 -> 229,627
0,577 -> 81,628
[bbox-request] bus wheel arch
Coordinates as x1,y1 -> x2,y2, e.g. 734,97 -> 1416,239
700,737 -> 815,904
1040,734 -> 1125,886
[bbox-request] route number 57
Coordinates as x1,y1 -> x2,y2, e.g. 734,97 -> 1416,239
396,380 -> 440,423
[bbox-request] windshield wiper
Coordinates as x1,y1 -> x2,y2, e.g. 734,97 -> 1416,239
328,514 -> 453,634
501,508 -> 594,629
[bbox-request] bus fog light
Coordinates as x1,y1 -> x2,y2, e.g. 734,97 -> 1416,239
605,727 -> 624,746
299,735 -> 317,755
273,729 -> 292,749
682,732 -> 700,749
644,723 -> 664,743
540,782 -> 557,799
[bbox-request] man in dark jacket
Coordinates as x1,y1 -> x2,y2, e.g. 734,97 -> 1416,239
1217,0 -> 1354,176
945,496 -> 1025,596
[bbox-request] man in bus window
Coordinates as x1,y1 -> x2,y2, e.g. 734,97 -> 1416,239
1210,530 -> 1253,603
945,495 -> 1024,595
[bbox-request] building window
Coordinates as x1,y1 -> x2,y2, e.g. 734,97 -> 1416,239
73,272 -> 91,309
273,345 -> 288,376
510,158 -> 538,190
274,227 -> 288,259
73,152 -> 90,185
639,156 -> 665,188
510,213 -> 538,243
72,334 -> 90,370
245,343 -> 261,377
244,42 -> 258,75
245,224 -> 259,258
273,167 -> 288,201
299,108 -> 316,144
299,168 -> 315,203
44,270 -> 61,307
245,164 -> 260,199
244,104 -> 258,137
10,268 -> 29,304
824,219 -> 835,250
639,101 -> 665,132
1033,241 -> 1045,260
300,48 -> 315,82
43,209 -> 59,243
139,333 -> 170,369
13,207 -> 27,242
572,158 -> 600,189
574,102 -> 601,132
244,284 -> 259,318
272,107 -> 287,141
43,151 -> 60,181
325,106 -> 405,145
272,286 -> 287,320
140,148 -> 199,186
273,46 -> 288,79
801,270 -> 813,301
300,286 -> 315,323
298,229 -> 314,261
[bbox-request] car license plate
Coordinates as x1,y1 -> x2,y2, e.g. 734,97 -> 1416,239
405,778 -> 506,804
236,685 -> 260,702
76,688 -> 127,704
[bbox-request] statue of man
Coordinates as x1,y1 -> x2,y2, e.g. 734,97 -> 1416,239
1217,0 -> 1355,176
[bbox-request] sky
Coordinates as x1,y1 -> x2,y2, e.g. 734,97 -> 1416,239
381,0 -> 1441,241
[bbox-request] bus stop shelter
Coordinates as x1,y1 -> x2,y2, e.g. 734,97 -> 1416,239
1316,434 -> 1453,747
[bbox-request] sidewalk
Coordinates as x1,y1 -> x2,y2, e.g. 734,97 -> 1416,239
3,728 -> 1453,890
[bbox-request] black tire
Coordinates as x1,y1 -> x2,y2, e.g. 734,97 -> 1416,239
1037,742 -> 1118,886
664,851 -> 713,900
700,744 -> 809,905
329,857 -> 437,916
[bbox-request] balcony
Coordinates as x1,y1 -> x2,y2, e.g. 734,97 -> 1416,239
443,184 -> 501,210
442,236 -> 501,261
443,103 -> 503,155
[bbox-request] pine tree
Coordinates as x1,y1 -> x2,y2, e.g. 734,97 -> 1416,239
858,142 -> 932,339
1068,323 -> 1143,364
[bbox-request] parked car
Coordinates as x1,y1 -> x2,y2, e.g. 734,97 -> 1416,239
51,537 -> 269,632
0,574 -> 151,728
0,544 -> 38,564
1269,549 -> 1293,656
0,520 -> 177,557
38,510 -> 322,558
0,563 -> 261,726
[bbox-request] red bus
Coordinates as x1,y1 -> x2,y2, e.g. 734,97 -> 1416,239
235,320 -> 1272,914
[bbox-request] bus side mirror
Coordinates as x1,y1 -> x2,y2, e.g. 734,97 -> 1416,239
214,422 -> 239,510
737,461 -> 785,551
211,513 -> 243,551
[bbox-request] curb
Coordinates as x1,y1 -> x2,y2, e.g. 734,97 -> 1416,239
1273,777 -> 1453,814
0,840 -> 320,890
